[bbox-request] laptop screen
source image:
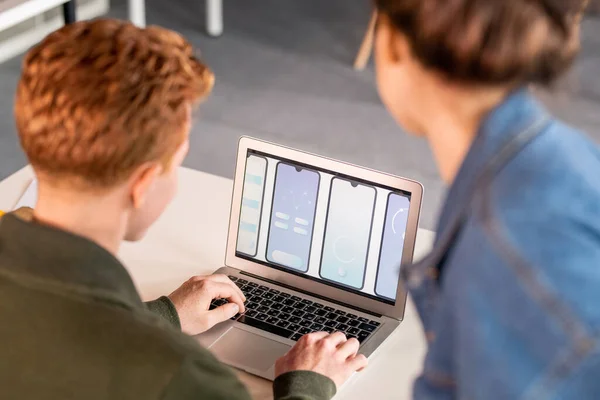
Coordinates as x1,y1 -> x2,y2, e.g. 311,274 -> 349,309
234,149 -> 412,305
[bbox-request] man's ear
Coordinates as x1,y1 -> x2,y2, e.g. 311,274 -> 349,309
130,163 -> 163,209
376,14 -> 410,65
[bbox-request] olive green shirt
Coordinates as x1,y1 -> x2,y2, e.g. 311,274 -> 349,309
0,213 -> 335,399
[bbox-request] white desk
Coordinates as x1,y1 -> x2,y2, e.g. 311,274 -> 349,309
0,0 -> 146,29
0,0 -> 145,64
0,0 -> 72,31
0,166 -> 433,400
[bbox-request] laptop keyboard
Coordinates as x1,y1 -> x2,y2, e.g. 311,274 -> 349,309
209,276 -> 381,343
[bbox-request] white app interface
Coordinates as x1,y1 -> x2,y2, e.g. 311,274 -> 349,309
235,151 -> 412,304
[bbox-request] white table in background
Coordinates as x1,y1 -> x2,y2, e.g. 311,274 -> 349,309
0,0 -> 146,64
0,0 -> 146,29
0,166 -> 433,400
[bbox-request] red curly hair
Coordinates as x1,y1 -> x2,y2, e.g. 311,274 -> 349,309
15,19 -> 214,188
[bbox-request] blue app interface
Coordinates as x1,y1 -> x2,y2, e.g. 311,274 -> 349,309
319,179 -> 376,289
375,193 -> 410,299
266,163 -> 320,272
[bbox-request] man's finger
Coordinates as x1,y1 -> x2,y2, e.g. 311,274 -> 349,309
206,274 -> 246,302
348,353 -> 368,372
300,331 -> 329,344
205,281 -> 246,313
336,337 -> 360,359
192,274 -> 246,301
323,331 -> 348,347
205,303 -> 240,327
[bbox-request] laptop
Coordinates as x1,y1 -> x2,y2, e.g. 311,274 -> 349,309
197,137 -> 423,380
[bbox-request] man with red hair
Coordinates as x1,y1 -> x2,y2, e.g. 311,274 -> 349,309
0,19 -> 365,399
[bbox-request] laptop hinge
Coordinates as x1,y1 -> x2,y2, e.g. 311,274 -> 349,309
239,271 -> 382,318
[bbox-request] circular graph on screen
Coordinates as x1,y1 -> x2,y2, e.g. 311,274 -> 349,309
391,208 -> 406,235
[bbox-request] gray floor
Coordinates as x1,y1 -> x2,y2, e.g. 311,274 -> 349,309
0,0 -> 599,229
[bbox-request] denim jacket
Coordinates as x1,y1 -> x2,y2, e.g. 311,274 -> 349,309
403,89 -> 600,399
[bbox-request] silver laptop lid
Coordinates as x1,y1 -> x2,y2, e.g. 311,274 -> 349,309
225,137 -> 423,320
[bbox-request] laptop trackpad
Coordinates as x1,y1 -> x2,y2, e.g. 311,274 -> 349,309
210,328 -> 291,372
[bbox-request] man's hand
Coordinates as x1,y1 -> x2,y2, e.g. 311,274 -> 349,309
275,331 -> 368,388
168,274 -> 246,335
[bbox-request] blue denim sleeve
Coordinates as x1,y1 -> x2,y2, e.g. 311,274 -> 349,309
553,350 -> 600,397
412,215 -> 600,399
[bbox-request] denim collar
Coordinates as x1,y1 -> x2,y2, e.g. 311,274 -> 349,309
0,213 -> 144,310
403,88 -> 551,287
434,88 -> 550,241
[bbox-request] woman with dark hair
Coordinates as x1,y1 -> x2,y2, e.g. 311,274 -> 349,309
373,0 -> 600,398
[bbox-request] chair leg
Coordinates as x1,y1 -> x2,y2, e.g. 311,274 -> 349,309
207,0 -> 223,37
129,0 -> 147,27
353,10 -> 377,71
62,1 -> 76,24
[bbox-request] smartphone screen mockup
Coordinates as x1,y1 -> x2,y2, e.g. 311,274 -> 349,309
374,192 -> 410,299
266,163 -> 320,272
236,155 -> 268,256
319,178 -> 376,289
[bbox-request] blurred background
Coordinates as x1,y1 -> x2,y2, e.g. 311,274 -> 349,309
0,0 -> 598,229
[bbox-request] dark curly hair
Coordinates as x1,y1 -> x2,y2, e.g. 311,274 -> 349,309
375,0 -> 588,85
